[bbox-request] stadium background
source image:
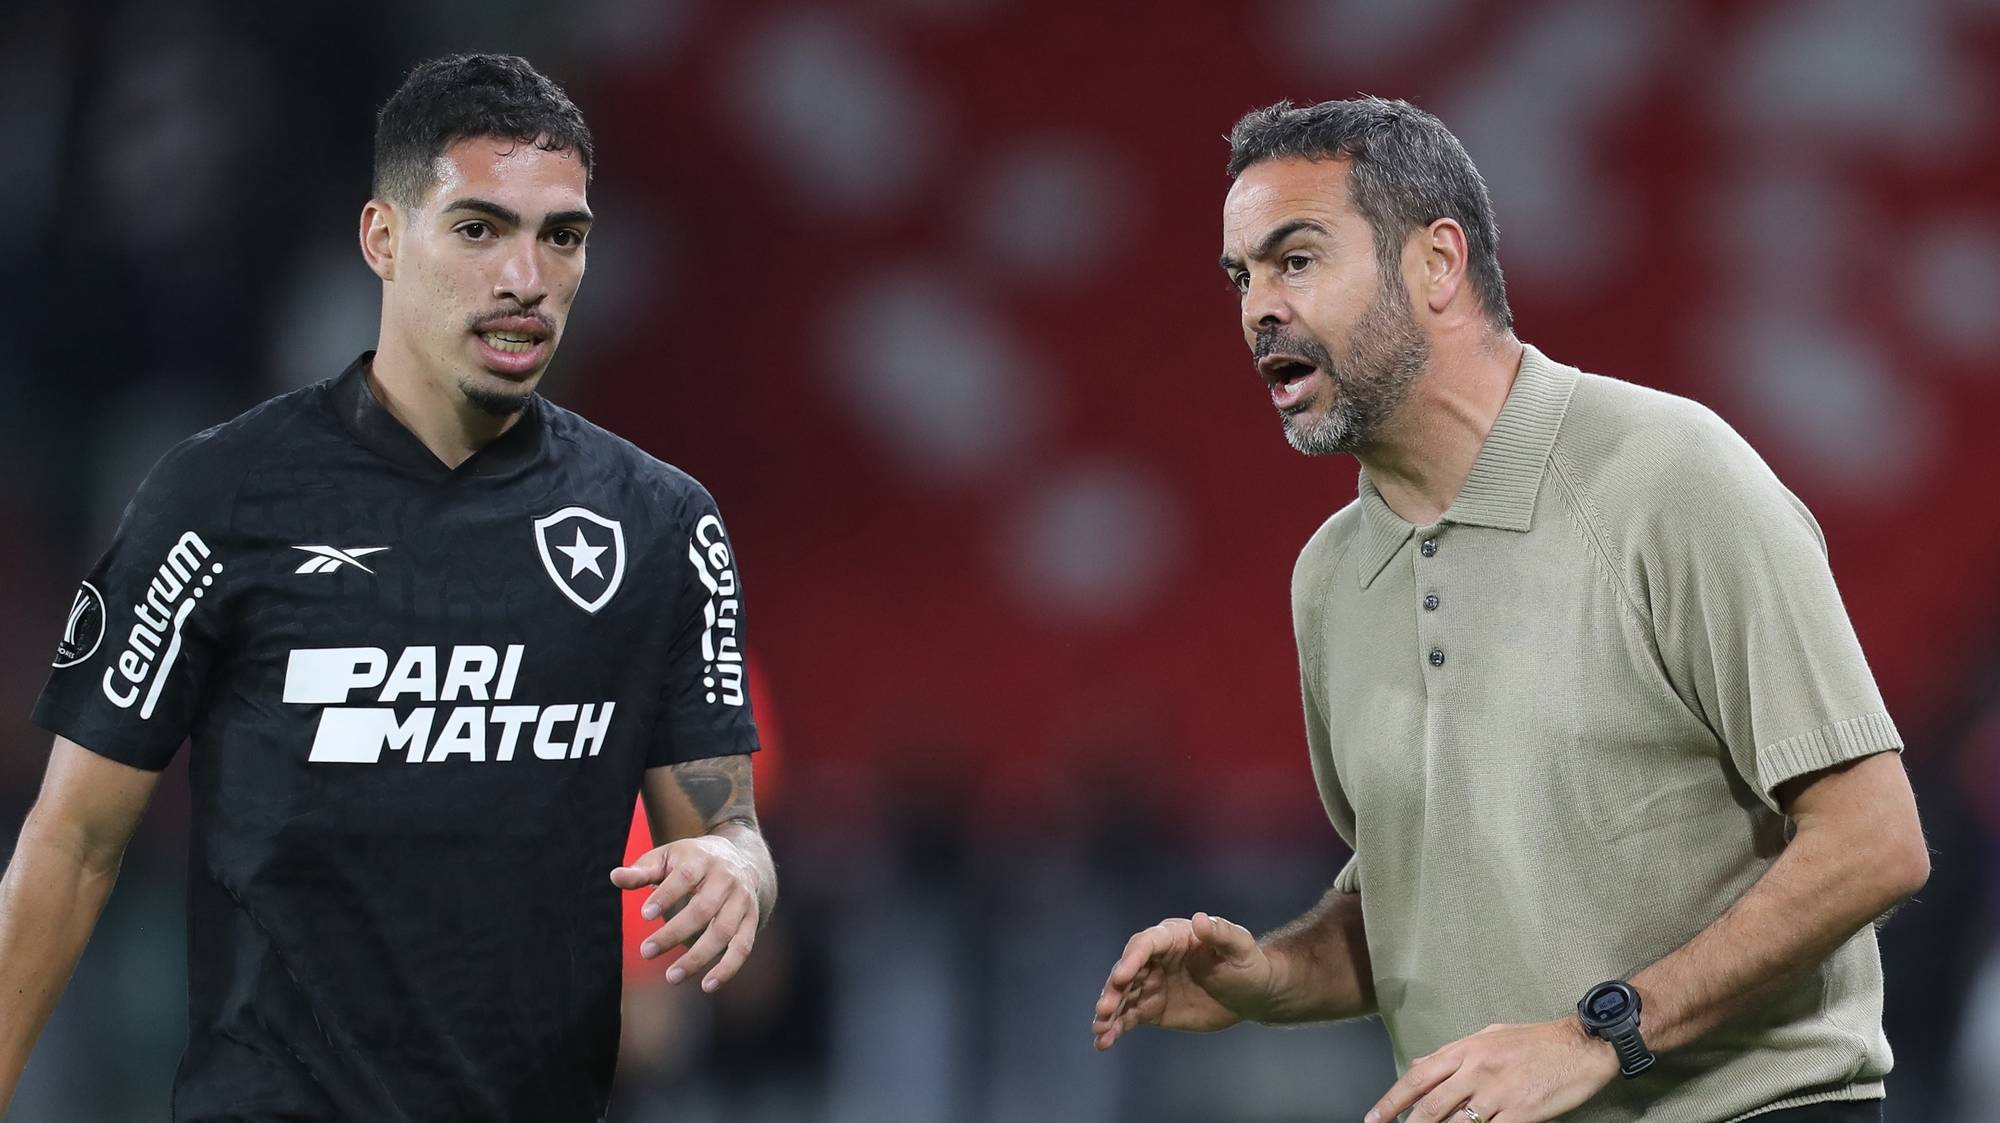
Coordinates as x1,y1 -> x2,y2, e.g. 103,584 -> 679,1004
4,0 -> 1998,1119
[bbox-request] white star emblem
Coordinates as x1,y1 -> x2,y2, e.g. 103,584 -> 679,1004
556,527 -> 607,578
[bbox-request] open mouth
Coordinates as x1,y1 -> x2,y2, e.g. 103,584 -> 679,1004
1257,352 -> 1326,413
478,330 -> 542,354
469,316 -> 555,377
1258,353 -> 1319,389
471,314 -> 553,353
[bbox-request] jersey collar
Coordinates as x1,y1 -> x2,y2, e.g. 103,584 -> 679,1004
1353,343 -> 1579,588
329,352 -> 548,478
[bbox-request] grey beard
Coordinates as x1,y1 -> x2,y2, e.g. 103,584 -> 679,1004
1282,400 -> 1360,455
1279,280 -> 1428,456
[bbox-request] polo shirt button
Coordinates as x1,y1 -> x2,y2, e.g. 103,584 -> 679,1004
1420,539 -> 1438,558
1423,594 -> 1440,611
1428,648 -> 1445,667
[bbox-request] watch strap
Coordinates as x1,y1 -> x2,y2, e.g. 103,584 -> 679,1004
1608,1026 -> 1655,1077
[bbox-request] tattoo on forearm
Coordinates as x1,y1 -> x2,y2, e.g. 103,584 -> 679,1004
671,754 -> 756,829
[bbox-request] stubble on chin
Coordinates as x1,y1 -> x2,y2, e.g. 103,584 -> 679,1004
458,375 -> 535,417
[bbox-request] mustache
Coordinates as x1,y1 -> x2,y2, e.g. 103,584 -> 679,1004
1253,329 -> 1333,370
466,307 -> 557,335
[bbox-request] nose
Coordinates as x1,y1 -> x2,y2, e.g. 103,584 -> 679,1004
1240,272 -> 1291,337
493,239 -> 548,308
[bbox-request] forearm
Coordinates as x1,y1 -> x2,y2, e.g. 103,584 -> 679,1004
1630,817 -> 1925,1053
1257,887 -> 1375,1023
644,754 -> 777,927
707,818 -> 777,928
0,822 -> 124,1108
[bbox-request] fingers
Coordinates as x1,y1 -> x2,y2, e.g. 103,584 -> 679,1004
1104,930 -> 1158,992
1093,925 -> 1172,1044
669,893 -> 751,990
1093,947 -> 1154,1023
639,853 -> 706,922
1406,1068 -> 1480,1123
1093,972 -> 1155,1051
609,847 -> 670,891
1190,912 -> 1257,965
642,874 -> 730,958
1106,920 -> 1188,990
698,906 -> 761,993
1368,1047 -> 1462,1123
1094,923 -> 1190,1050
1093,964 -> 1153,1033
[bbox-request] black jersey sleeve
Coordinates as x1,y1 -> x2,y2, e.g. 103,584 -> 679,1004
31,436 -> 238,770
650,491 -> 760,767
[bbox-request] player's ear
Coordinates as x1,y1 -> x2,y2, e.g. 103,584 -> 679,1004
360,198 -> 400,282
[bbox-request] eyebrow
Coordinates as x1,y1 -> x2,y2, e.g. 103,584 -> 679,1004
1218,219 -> 1332,272
441,198 -> 595,231
540,209 -> 594,230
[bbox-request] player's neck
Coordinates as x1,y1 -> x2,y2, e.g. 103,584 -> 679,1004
1356,334 -> 1524,526
365,348 -> 522,470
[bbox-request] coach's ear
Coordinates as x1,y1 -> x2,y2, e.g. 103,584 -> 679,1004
359,198 -> 400,282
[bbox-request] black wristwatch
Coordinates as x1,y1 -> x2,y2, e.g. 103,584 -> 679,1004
1576,980 -> 1655,1078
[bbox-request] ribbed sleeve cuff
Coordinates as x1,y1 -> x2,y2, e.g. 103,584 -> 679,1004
1758,711 -> 1903,795
1333,854 -> 1362,894
1726,1084 -> 1882,1122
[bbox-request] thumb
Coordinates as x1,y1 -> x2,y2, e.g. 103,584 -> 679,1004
1192,912 -> 1259,965
609,847 -> 670,890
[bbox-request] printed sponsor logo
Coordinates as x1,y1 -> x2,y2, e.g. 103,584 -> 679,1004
283,644 -> 615,764
101,532 -> 221,719
292,545 -> 389,574
54,581 -> 106,668
687,515 -> 744,707
533,507 -> 625,613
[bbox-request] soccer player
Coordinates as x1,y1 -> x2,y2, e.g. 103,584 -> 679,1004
1092,97 -> 1929,1123
0,53 -> 775,1121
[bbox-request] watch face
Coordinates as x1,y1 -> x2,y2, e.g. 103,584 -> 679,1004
1587,988 -> 1631,1022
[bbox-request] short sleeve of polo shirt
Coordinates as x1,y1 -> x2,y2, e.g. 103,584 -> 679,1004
650,490 -> 761,767
1644,413 -> 1901,810
32,437 -> 236,771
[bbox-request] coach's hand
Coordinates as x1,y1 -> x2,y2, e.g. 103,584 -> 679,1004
1365,1017 -> 1620,1123
611,836 -> 763,993
1091,913 -> 1277,1050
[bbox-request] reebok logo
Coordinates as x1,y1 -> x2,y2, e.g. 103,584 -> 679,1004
293,545 -> 388,574
283,644 -> 615,764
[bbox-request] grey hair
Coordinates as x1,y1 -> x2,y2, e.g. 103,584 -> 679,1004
1227,96 -> 1513,333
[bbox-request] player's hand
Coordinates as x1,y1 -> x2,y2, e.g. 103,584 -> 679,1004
610,836 -> 763,993
1365,1017 -> 1620,1123
1091,913 -> 1277,1050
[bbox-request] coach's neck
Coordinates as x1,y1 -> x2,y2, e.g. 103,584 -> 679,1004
1357,329 -> 1523,526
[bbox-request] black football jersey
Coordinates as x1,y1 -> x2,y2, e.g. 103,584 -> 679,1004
32,353 -> 760,1122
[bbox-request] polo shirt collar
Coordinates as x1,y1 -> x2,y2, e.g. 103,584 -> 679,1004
1353,343 -> 1578,588
1353,474 -> 1417,589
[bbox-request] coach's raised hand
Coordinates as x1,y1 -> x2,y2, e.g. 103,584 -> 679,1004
1092,913 -> 1275,1049
1094,888 -> 1375,1050
612,753 -> 777,993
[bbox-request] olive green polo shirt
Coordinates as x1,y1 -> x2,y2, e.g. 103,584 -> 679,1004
1293,344 -> 1900,1122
